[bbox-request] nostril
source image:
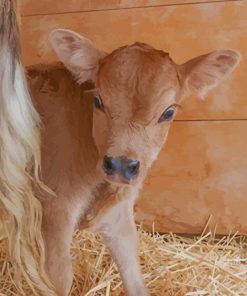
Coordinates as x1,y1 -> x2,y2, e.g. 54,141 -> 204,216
104,157 -> 112,169
103,156 -> 115,175
128,161 -> 139,174
126,160 -> 140,179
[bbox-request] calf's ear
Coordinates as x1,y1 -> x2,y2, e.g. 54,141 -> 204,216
179,50 -> 241,99
50,29 -> 106,83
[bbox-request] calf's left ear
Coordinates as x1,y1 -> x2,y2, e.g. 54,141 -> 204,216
179,50 -> 241,99
50,29 -> 106,83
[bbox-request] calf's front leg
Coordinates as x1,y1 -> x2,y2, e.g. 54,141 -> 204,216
42,197 -> 82,296
93,200 -> 149,296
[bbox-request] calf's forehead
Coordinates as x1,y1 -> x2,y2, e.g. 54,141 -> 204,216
97,44 -> 179,103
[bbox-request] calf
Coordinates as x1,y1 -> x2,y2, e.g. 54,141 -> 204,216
28,29 -> 240,296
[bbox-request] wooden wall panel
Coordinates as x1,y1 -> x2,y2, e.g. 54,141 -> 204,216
136,121 -> 247,234
20,0 -> 240,16
21,1 -> 247,120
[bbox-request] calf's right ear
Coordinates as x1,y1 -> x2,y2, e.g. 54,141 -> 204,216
179,50 -> 241,99
50,29 -> 106,83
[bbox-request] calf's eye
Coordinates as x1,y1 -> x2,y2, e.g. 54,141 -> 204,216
158,105 -> 177,123
94,95 -> 104,112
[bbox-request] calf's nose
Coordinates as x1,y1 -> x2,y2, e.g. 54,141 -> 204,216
103,156 -> 140,181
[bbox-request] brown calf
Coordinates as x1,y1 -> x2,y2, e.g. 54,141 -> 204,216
28,29 -> 240,296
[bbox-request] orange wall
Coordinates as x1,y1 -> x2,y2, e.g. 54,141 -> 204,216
20,0 -> 247,234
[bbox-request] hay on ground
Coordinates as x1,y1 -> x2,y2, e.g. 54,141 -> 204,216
0,226 -> 247,296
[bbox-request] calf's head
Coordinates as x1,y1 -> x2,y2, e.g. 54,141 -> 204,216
50,29 -> 240,185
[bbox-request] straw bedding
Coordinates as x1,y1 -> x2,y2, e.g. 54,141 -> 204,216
1,225 -> 247,296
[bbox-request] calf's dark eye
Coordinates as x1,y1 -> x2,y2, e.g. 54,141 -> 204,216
158,105 -> 177,123
94,95 -> 104,112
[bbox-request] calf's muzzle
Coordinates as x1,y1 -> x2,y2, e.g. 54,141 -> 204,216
103,156 -> 140,182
